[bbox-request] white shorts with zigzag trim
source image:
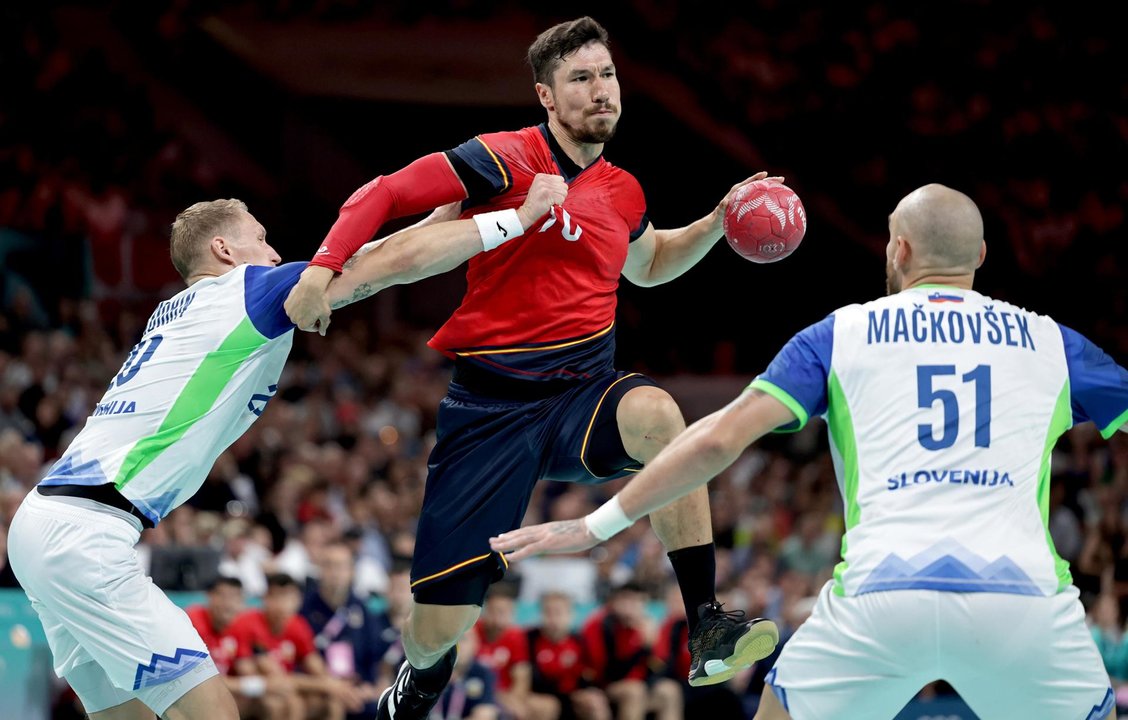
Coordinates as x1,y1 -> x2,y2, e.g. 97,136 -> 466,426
766,581 -> 1113,720
8,490 -> 216,714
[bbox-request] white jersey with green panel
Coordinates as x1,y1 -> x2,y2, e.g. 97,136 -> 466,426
751,285 -> 1128,598
38,262 -> 307,526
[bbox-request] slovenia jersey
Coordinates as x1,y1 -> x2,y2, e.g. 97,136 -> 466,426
752,285 -> 1128,598
38,263 -> 306,526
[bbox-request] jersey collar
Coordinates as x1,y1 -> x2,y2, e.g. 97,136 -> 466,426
538,123 -> 603,182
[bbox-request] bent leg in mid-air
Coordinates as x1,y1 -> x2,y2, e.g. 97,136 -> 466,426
613,383 -> 779,685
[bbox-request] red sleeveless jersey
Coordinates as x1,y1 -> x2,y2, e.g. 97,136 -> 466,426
429,125 -> 648,379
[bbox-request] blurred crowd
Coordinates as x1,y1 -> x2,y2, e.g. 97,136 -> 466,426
615,0 -> 1127,357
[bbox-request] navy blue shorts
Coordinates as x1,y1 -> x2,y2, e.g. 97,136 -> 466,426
411,362 -> 658,605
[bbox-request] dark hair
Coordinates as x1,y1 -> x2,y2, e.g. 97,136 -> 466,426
609,580 -> 647,597
527,17 -> 610,86
207,576 -> 243,592
265,573 -> 299,591
487,580 -> 521,601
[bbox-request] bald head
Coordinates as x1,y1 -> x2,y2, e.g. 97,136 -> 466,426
891,184 -> 984,274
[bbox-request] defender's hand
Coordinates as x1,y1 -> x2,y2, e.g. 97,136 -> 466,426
490,519 -> 599,561
285,265 -> 335,335
517,174 -> 569,230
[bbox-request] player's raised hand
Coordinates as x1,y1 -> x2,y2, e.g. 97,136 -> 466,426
715,171 -> 785,215
517,173 -> 568,229
490,518 -> 599,561
285,265 -> 335,335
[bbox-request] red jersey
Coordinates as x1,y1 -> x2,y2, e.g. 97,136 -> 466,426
430,125 -> 648,379
654,616 -> 691,682
185,605 -> 239,676
526,628 -> 586,695
474,623 -> 529,691
225,610 -> 317,674
579,609 -> 651,686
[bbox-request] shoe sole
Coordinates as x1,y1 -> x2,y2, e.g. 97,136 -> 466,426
689,619 -> 780,687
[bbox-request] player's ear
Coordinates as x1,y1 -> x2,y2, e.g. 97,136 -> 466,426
535,82 -> 554,112
893,235 -> 911,271
976,240 -> 986,269
210,235 -> 235,266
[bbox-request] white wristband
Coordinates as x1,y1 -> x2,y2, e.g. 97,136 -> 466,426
584,495 -> 633,541
240,675 -> 267,698
473,208 -> 524,251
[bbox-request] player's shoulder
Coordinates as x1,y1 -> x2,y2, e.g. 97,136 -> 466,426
475,126 -> 545,156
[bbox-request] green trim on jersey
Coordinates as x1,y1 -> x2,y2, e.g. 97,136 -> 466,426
911,283 -> 967,290
1038,381 -> 1075,592
114,318 -> 267,490
1101,407 -> 1128,440
827,370 -> 860,596
748,379 -> 809,431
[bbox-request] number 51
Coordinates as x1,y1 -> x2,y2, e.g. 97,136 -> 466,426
917,364 -> 991,450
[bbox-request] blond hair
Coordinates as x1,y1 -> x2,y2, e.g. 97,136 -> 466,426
169,199 -> 248,281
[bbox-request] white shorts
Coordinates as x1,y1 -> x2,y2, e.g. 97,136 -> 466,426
766,581 -> 1113,720
8,490 -> 217,715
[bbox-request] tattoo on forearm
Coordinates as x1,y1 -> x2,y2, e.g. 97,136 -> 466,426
331,281 -> 378,309
341,240 -> 383,270
551,520 -> 583,536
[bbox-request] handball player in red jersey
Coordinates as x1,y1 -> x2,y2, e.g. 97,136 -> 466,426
285,17 -> 781,719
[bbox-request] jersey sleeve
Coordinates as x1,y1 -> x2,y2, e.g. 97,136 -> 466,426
243,262 -> 307,339
1059,324 -> 1128,438
749,314 -> 834,432
446,134 -> 516,206
614,172 -> 649,243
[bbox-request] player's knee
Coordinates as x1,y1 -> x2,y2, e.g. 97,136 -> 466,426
619,387 -> 685,458
407,604 -> 477,658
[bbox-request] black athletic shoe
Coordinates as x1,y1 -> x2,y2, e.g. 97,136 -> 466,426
376,648 -> 456,719
688,601 -> 779,687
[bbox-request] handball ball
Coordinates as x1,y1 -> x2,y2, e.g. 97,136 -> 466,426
723,180 -> 807,263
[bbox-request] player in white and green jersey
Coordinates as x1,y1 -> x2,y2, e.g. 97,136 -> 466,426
7,175 -> 566,720
492,184 -> 1128,719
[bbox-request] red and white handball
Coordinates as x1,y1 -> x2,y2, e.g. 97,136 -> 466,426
723,180 -> 807,263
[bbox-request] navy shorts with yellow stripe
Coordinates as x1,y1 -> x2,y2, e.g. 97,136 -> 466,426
411,362 -> 657,605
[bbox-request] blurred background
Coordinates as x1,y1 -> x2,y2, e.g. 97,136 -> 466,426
0,1 -> 1125,719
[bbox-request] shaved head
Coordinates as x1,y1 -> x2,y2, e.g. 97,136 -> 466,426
886,184 -> 985,293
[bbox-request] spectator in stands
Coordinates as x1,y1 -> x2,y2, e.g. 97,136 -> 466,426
227,573 -> 369,719
474,583 -> 559,719
526,591 -> 610,720
300,540 -> 392,719
187,576 -> 302,719
579,582 -> 681,720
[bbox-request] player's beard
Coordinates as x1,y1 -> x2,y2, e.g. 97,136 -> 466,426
563,112 -> 618,144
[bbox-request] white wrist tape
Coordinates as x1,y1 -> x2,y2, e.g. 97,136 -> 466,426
474,208 -> 524,251
240,675 -> 267,698
584,495 -> 633,541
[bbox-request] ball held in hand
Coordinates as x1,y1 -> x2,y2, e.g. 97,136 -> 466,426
724,180 -> 807,263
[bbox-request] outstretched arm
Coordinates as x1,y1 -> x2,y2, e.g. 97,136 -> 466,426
621,172 -> 781,287
491,388 -> 796,560
325,174 -> 567,311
